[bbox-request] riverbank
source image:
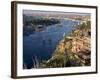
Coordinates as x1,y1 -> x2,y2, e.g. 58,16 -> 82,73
42,21 -> 91,68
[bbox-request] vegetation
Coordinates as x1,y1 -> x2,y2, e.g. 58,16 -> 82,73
77,21 -> 91,30
23,15 -> 60,26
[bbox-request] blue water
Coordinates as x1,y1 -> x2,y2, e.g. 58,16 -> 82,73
23,19 -> 80,69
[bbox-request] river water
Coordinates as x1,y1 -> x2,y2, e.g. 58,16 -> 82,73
23,19 -> 80,69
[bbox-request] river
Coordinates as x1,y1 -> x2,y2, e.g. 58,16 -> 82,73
23,19 -> 80,69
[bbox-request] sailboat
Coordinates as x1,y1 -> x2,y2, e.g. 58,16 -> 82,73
63,33 -> 66,37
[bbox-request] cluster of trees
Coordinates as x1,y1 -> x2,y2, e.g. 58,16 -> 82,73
77,21 -> 91,30
70,21 -> 91,37
44,50 -> 82,68
23,15 -> 60,26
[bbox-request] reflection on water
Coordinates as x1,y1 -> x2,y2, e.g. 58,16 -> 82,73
23,19 -> 80,69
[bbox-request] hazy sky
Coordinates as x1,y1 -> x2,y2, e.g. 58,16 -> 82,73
23,10 -> 90,17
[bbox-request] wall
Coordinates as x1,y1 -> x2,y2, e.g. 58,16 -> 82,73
0,0 -> 99,80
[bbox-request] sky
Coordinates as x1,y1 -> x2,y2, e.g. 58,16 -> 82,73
23,10 -> 91,18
